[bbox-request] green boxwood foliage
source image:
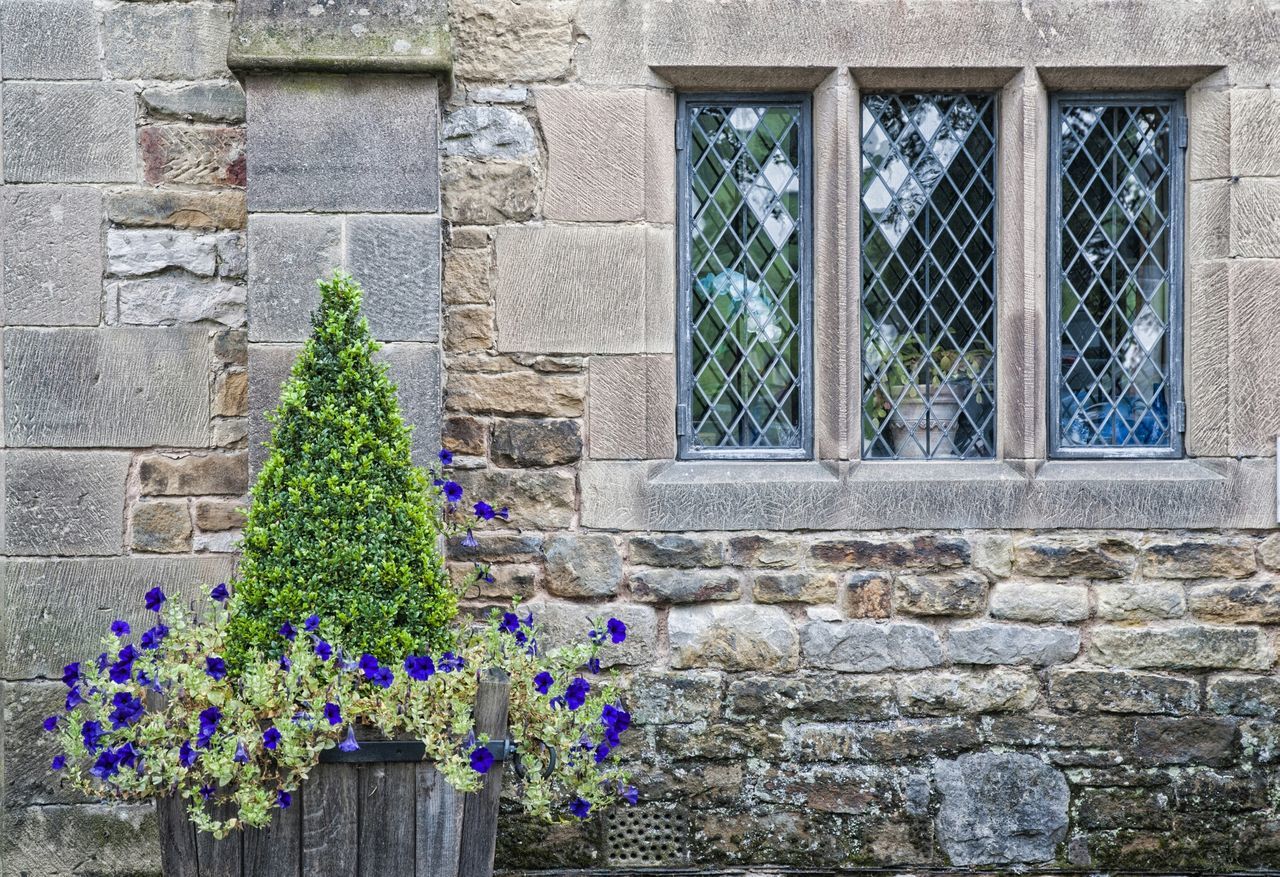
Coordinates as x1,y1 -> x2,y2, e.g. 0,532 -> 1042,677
227,273 -> 456,664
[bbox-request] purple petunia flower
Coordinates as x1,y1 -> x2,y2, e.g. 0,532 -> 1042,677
569,797 -> 592,819
442,480 -> 463,503
279,655 -> 292,671
438,448 -> 454,465
263,727 -> 281,751
144,586 -> 166,612
359,655 -> 393,687
210,583 -> 229,603
404,655 -> 435,681
62,662 -> 81,688
469,745 -> 494,774
51,755 -> 67,771
233,741 -> 249,764
197,706 -> 221,748
438,652 -> 465,673
109,645 -> 138,684
601,704 -> 629,732
323,703 -> 342,726
499,612 -> 520,634
314,639 -> 332,662
461,529 -> 478,549
279,621 -> 296,641
358,653 -> 379,674
43,715 -> 58,732
199,785 -> 216,801
205,656 -> 227,681
277,789 -> 292,809
109,692 -> 145,729
110,620 -> 130,638
304,614 -> 320,632
338,726 -> 359,752
179,740 -> 198,767
607,618 -> 627,644
621,785 -> 638,805
587,657 -> 601,675
474,501 -> 495,520
534,671 -> 554,695
497,507 -> 510,520
65,687 -> 84,712
81,720 -> 105,754
91,748 -> 121,780
140,624 -> 168,650
565,677 -> 590,711
594,742 -> 611,764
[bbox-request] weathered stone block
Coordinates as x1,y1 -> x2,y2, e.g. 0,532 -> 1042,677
0,0 -> 99,79
213,369 -> 248,417
1228,259 -> 1280,456
971,533 -> 1014,578
449,532 -> 543,565
1143,538 -> 1257,579
1261,534 -> 1280,571
445,304 -> 495,352
752,572 -> 838,604
452,467 -> 573,530
246,74 -> 439,213
346,215 -> 442,341
130,499 -> 193,553
793,717 -> 978,764
1188,87 -> 1230,181
111,276 -> 246,327
1188,179 -> 1231,262
444,246 -> 492,305
194,530 -> 241,553
104,3 -> 231,79
3,804 -> 161,875
811,535 -> 970,571
948,623 -> 1079,667
1188,579 -> 1280,623
1013,535 -> 1137,579
107,229 -> 219,278
194,498 -> 247,532
442,106 -> 536,159
1090,624 -> 1270,670
989,582 -> 1089,623
4,81 -> 136,182
441,157 -> 538,224
586,355 -> 675,459
140,452 -> 247,497
246,214 -> 342,342
140,125 -> 247,188
142,82 -> 247,124
726,674 -> 898,723
537,88 -> 646,221
897,669 -> 1039,717
843,571 -> 892,618
1135,716 -> 1238,767
377,343 -> 443,466
4,451 -> 129,556
1207,674 -> 1280,717
543,534 -> 621,598
446,369 -> 584,417
3,682 -> 92,805
1094,581 -> 1186,620
935,753 -> 1068,865
628,670 -> 723,725
495,225 -> 673,354
443,415 -> 487,457
1,186 -> 103,325
1048,668 -> 1199,715
521,599 -> 656,668
491,418 -> 581,467
4,327 -> 212,447
627,534 -> 722,568
451,0 -> 575,81
893,573 -> 987,617
1232,178 -> 1280,257
1,556 -> 235,677
107,188 -> 247,231
800,618 -> 942,672
726,533 -> 806,568
670,604 -> 799,671
1231,88 -> 1280,177
630,569 -> 740,603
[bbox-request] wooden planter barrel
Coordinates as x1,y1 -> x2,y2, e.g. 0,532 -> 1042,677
158,671 -> 510,877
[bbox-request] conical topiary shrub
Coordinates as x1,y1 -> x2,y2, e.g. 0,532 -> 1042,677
227,272 -> 456,664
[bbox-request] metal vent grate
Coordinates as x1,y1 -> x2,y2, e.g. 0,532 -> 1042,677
604,804 -> 687,866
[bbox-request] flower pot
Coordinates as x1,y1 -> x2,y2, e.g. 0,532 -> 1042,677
158,672 -> 510,877
888,386 -> 962,458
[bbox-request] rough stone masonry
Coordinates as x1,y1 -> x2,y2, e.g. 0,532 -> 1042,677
4,0 -> 1280,874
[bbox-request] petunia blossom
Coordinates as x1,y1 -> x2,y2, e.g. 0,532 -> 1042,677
323,703 -> 342,726
338,726 -> 359,752
110,620 -> 130,638
210,583 -> 229,603
314,639 -> 333,662
42,715 -> 58,732
442,480 -> 463,503
569,797 -> 592,819
304,614 -> 320,632
205,656 -> 227,680
565,677 -> 590,711
263,727 -> 281,751
277,789 -> 292,809
474,500 -> 495,520
144,586 -> 166,612
469,745 -> 494,774
534,671 -> 554,695
279,621 -> 296,641
438,448 -> 454,465
607,618 -> 627,644
404,655 -> 434,681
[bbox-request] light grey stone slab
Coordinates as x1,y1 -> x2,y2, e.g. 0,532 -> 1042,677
103,3 -> 232,80
4,451 -> 130,556
0,0 -> 100,79
1,556 -> 235,678
245,74 -> 440,213
935,753 -> 1068,865
519,599 -> 656,669
345,214 -> 442,342
669,603 -> 799,671
441,106 -> 536,160
1,186 -> 103,326
3,327 -> 213,448
949,623 -> 1080,667
110,276 -> 246,328
247,342 -> 299,472
1090,624 -> 1271,671
141,82 -> 247,124
1232,178 -> 1280,257
1228,259 -> 1280,456
800,618 -> 942,672
106,229 -> 219,278
495,225 -> 673,354
989,583 -> 1089,623
2,83 -> 136,183
586,354 -> 675,459
536,88 -> 646,222
1188,179 -> 1231,262
3,803 -> 161,874
1187,87 -> 1230,181
1186,260 -> 1230,456
1231,88 -> 1280,177
246,213 -> 342,341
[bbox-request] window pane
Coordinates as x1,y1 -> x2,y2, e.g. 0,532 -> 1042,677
1054,100 -> 1178,453
860,93 -> 998,459
684,101 -> 807,453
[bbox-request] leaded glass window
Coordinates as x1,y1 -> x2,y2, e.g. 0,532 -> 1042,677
1049,95 -> 1185,458
677,95 -> 811,459
860,93 -> 998,460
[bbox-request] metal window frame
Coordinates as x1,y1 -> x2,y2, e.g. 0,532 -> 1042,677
856,89 -> 1002,462
1047,91 -> 1187,460
675,92 -> 815,461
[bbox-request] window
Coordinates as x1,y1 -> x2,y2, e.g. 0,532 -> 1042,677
860,93 -> 998,460
676,94 -> 812,459
1049,94 -> 1186,458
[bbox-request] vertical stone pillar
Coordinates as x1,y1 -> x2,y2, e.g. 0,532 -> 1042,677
229,2 -> 452,468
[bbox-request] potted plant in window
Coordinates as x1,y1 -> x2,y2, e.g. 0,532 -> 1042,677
40,274 -> 637,877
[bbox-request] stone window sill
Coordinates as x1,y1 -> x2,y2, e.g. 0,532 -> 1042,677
579,457 -> 1275,531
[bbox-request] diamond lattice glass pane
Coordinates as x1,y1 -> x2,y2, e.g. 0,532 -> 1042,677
860,94 -> 997,459
686,102 -> 805,450
1055,101 -> 1175,450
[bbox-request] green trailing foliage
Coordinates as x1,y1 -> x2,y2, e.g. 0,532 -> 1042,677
227,272 -> 456,664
